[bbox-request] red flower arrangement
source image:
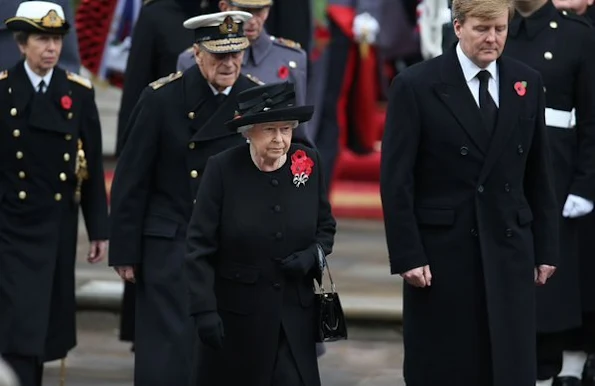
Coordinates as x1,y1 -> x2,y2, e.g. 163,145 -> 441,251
290,150 -> 314,187
514,81 -> 527,97
61,95 -> 72,110
278,65 -> 289,80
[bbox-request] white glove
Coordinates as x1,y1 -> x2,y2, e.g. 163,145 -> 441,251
562,194 -> 594,218
353,12 -> 380,44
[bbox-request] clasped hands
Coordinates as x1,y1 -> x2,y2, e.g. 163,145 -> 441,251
401,264 -> 556,287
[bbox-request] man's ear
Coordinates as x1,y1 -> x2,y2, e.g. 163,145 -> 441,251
193,43 -> 201,65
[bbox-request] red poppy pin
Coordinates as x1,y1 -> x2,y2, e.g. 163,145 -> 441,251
61,95 -> 72,110
278,65 -> 289,80
514,81 -> 527,97
290,150 -> 314,187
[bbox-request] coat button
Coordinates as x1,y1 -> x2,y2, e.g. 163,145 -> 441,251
67,112 -> 73,120
477,185 -> 484,193
517,145 -> 524,155
64,153 -> 71,162
193,199 -> 196,204
18,191 -> 27,200
504,183 -> 510,192
505,228 -> 513,237
12,129 -> 20,137
188,142 -> 195,150
272,283 -> 281,290
273,205 -> 281,212
59,172 -> 67,181
16,151 -> 23,159
271,179 -> 279,186
18,171 -> 25,179
190,170 -> 199,178
550,21 -> 558,29
470,228 -> 478,237
275,232 -> 283,239
10,108 -> 17,116
65,134 -> 72,141
188,112 -> 195,120
460,146 -> 469,156
544,51 -> 553,60
54,193 -> 62,201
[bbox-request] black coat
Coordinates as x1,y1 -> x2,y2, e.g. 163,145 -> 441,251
186,144 -> 335,386
108,66 -> 260,386
115,0 -> 198,155
0,62 -> 108,360
504,2 -> 595,332
380,48 -> 559,386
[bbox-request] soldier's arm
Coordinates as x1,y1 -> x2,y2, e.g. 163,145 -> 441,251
79,86 -> 109,241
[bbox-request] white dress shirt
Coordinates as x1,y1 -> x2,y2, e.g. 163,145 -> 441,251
207,83 -> 232,96
456,43 -> 499,107
23,60 -> 53,93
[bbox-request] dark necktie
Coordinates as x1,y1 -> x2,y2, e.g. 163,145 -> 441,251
37,80 -> 46,94
477,70 -> 497,134
215,93 -> 226,106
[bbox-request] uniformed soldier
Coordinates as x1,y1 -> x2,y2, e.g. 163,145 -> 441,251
0,2 -> 109,386
176,0 -> 309,118
504,1 -> 595,386
108,11 -> 263,386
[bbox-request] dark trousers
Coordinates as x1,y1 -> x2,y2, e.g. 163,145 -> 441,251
3,354 -> 43,386
270,326 -> 305,386
119,281 -> 136,343
537,312 -> 595,380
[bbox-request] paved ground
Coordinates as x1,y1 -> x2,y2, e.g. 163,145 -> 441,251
42,312 -> 406,386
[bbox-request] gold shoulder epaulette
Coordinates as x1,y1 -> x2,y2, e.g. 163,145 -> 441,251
66,71 -> 92,89
271,36 -> 302,50
245,73 -> 265,85
0,70 -> 7,81
149,71 -> 183,90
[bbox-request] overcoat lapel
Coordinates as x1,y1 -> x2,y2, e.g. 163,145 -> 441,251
8,61 -> 35,117
478,58 -> 522,182
28,68 -> 75,134
433,49 -> 490,155
189,74 -> 254,143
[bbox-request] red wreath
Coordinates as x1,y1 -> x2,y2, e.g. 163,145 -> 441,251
61,95 -> 73,110
278,65 -> 289,80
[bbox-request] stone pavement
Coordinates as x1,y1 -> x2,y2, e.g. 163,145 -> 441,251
81,85 -> 404,321
42,312 -> 406,386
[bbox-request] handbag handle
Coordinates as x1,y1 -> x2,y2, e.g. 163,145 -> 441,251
315,244 -> 336,294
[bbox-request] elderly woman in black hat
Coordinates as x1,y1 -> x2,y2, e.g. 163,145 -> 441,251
185,81 -> 336,386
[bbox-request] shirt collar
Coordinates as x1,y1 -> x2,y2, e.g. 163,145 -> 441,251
207,82 -> 232,96
456,42 -> 498,82
23,60 -> 53,91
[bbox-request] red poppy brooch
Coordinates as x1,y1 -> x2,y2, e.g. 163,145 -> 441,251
61,95 -> 72,110
290,150 -> 314,187
278,65 -> 289,80
514,81 -> 527,97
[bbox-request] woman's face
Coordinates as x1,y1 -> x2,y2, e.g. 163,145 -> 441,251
245,121 -> 295,161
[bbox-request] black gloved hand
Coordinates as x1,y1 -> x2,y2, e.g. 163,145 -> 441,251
195,312 -> 224,350
277,245 -> 318,277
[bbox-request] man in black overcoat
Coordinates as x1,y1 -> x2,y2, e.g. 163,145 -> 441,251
504,0 -> 595,385
108,10 -> 262,386
0,2 -> 109,385
380,0 -> 559,383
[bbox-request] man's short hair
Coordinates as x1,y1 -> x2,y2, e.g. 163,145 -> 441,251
452,0 -> 515,23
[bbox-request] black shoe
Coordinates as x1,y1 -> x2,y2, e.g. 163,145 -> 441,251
554,376 -> 581,386
584,353 -> 595,386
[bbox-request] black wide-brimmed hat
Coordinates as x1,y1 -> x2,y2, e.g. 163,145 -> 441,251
183,11 -> 252,54
5,1 -> 70,35
226,82 -> 314,132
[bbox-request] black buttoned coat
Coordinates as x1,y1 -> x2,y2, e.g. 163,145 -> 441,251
380,48 -> 559,386
186,144 -> 336,386
505,2 -> 595,332
108,66 -> 259,386
0,62 -> 108,361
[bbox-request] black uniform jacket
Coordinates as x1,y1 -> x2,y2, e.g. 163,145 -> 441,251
380,48 -> 559,386
186,143 -> 335,386
116,0 -> 197,155
0,62 -> 108,359
505,2 -> 595,332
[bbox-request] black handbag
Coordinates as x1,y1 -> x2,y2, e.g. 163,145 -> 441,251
314,246 -> 348,343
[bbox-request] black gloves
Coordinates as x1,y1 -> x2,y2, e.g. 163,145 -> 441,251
277,244 -> 319,277
195,312 -> 224,350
